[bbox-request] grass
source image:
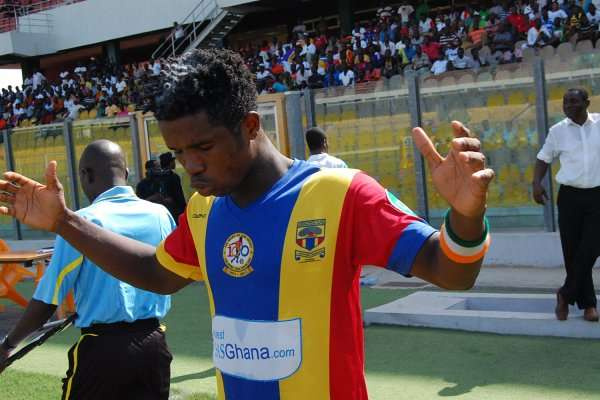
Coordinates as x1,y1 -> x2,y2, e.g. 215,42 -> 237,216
1,283 -> 600,399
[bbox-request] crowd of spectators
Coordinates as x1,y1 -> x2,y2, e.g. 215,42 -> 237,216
234,1 -> 600,94
0,57 -> 164,129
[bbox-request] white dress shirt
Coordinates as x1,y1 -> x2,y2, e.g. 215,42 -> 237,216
307,153 -> 348,169
537,113 -> 600,188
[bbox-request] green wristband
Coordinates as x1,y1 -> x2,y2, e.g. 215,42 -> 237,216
444,209 -> 489,248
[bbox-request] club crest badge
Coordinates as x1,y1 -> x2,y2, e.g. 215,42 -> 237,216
295,219 -> 326,262
223,233 -> 254,277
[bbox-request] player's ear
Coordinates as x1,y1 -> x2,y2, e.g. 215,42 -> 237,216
241,112 -> 260,141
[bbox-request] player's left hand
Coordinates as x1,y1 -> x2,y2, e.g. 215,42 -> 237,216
412,121 -> 495,217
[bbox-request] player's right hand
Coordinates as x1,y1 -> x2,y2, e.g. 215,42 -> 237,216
0,161 -> 69,232
532,182 -> 548,205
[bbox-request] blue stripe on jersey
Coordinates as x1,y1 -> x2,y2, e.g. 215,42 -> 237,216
204,161 -> 319,399
221,375 -> 280,400
387,221 -> 437,276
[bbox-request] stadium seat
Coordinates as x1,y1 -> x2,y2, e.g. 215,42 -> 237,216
521,47 -> 536,62
389,74 -> 404,89
557,42 -> 574,61
507,91 -> 527,105
540,45 -> 555,60
476,71 -> 493,82
88,108 -> 97,119
457,72 -> 475,84
575,40 -> 593,53
486,93 -> 505,107
494,69 -> 512,81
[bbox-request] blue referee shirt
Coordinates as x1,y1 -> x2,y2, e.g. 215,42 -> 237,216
33,186 -> 176,328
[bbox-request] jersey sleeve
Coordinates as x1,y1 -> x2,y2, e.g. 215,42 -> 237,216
347,173 -> 437,276
155,210 -> 203,281
33,236 -> 83,306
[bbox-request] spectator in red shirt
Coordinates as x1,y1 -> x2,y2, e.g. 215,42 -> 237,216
507,6 -> 529,36
421,35 -> 442,62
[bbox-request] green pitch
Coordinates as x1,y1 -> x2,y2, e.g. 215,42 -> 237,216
1,283 -> 599,399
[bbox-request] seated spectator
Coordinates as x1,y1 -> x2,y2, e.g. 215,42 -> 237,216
452,47 -> 474,70
382,51 -> 397,78
430,56 -> 449,75
307,66 -> 324,89
548,2 -> 568,24
526,19 -> 545,48
421,36 -> 442,62
418,13 -> 434,35
507,6 -> 530,37
411,45 -> 431,72
339,64 -> 355,87
587,4 -> 600,28
470,47 -> 489,69
444,40 -> 460,62
106,100 -> 121,118
491,23 -> 515,53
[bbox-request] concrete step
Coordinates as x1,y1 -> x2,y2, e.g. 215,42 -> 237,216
364,291 -> 600,339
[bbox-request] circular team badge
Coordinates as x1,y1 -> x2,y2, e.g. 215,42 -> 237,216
222,233 -> 254,278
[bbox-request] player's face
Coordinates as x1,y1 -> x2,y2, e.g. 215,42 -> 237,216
159,112 -> 254,197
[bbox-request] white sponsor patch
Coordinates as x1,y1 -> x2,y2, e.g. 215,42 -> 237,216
212,315 -> 302,381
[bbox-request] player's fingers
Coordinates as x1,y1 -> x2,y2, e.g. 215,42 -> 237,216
0,192 -> 15,204
471,168 -> 495,190
0,205 -> 14,217
45,161 -> 60,190
459,151 -> 486,171
451,137 -> 481,152
0,180 -> 19,194
3,171 -> 34,187
451,120 -> 472,138
412,127 -> 443,169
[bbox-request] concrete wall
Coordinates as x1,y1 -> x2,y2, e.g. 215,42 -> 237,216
486,232 -> 600,268
8,0 -> 202,56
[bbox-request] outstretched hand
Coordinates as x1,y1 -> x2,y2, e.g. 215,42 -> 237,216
412,121 -> 495,218
0,161 -> 68,232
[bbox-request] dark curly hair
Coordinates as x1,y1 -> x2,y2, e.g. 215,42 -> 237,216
153,48 -> 257,132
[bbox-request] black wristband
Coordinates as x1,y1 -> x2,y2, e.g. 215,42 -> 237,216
1,336 -> 16,351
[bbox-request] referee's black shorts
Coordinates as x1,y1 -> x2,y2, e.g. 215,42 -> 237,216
61,318 -> 172,400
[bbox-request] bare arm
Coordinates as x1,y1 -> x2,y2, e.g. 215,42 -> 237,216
532,159 -> 550,205
412,210 -> 484,290
0,162 -> 192,295
56,209 -> 191,294
0,300 -> 56,371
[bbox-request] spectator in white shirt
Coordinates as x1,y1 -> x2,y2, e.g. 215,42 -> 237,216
533,88 -> 600,323
452,48 -> 474,70
431,57 -> 449,75
525,19 -> 543,48
445,41 -> 460,62
339,65 -> 355,87
398,3 -> 414,24
419,14 -> 433,34
295,64 -> 312,88
587,4 -> 600,27
305,127 -> 348,169
548,2 -> 568,23
152,60 -> 161,76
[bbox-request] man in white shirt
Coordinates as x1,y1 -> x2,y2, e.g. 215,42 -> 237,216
339,66 -> 355,87
452,48 -> 474,70
532,88 -> 600,323
305,127 -> 348,168
419,14 -> 433,34
431,57 -> 448,75
548,2 -> 568,23
398,3 -> 414,24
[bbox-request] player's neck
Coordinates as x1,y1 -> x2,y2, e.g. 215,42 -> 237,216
230,141 -> 293,208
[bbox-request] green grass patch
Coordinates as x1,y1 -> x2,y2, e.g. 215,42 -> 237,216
2,283 -> 600,399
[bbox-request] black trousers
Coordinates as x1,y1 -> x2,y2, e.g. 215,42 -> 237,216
557,185 -> 600,309
61,318 -> 172,400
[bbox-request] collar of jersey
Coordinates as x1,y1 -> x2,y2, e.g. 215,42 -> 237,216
92,186 -> 135,204
224,159 -> 301,212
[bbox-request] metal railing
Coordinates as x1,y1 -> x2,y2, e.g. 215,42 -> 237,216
0,0 -> 84,33
152,0 -> 221,60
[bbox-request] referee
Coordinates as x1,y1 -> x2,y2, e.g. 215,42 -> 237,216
532,88 -> 600,322
0,140 -> 176,399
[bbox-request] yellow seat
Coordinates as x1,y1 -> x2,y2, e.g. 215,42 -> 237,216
487,93 -> 505,107
507,91 -> 527,105
88,108 -> 98,119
